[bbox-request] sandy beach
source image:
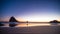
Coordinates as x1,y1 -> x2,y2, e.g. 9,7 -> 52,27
0,25 -> 60,34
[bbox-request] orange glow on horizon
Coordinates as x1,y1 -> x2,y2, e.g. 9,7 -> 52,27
17,23 -> 51,27
16,16 -> 60,22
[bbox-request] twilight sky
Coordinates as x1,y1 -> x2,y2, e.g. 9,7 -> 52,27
0,0 -> 60,22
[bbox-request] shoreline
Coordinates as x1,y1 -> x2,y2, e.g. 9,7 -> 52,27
0,26 -> 60,34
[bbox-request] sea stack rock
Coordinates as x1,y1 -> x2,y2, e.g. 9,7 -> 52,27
50,20 -> 59,25
50,20 -> 59,23
9,16 -> 17,22
9,16 -> 18,27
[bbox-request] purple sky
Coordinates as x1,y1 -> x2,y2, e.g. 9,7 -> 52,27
0,0 -> 60,22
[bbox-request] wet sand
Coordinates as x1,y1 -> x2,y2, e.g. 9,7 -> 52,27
0,26 -> 60,34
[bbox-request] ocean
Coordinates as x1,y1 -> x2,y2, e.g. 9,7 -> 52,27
0,22 -> 60,34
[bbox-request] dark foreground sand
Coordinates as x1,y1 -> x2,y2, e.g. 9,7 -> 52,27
0,26 -> 60,34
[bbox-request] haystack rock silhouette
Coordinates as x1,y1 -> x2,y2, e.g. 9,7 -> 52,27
9,16 -> 18,27
9,16 -> 18,22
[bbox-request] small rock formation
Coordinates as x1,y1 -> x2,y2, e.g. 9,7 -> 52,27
50,20 -> 59,23
0,22 -> 4,26
50,20 -> 59,25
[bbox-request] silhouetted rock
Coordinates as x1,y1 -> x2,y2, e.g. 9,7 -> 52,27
0,22 -> 4,26
50,20 -> 59,23
9,16 -> 18,27
50,20 -> 59,25
9,16 -> 17,22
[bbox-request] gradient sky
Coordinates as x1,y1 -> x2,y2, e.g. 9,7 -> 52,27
0,0 -> 60,22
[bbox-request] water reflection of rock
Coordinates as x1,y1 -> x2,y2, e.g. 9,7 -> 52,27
9,16 -> 18,27
49,20 -> 60,25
